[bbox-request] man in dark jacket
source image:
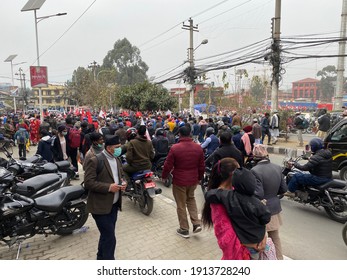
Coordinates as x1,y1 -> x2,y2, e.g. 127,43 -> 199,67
162,126 -> 205,238
123,125 -> 154,190
84,135 -> 126,260
205,131 -> 243,168
285,138 -> 332,196
316,109 -> 330,140
36,129 -> 53,162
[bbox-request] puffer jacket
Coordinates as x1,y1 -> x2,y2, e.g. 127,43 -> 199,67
162,137 -> 205,186
294,149 -> 332,179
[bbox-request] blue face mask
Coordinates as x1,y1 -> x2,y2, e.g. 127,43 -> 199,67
113,147 -> 122,158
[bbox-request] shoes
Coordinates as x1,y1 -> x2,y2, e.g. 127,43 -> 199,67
193,224 -> 202,234
267,143 -> 272,146
272,140 -> 278,145
284,191 -> 296,198
75,172 -> 79,179
176,228 -> 189,238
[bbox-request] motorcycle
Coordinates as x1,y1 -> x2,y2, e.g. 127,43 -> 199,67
0,183 -> 88,258
119,155 -> 162,216
0,139 -> 75,183
282,149 -> 347,223
123,169 -> 162,216
151,156 -> 172,188
201,165 -> 212,196
343,222 -> 347,246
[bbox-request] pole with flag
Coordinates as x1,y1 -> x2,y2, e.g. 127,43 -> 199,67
140,118 -> 151,140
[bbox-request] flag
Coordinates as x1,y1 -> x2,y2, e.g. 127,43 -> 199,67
99,109 -> 106,119
194,109 -> 201,116
86,111 -> 93,124
140,118 -> 151,140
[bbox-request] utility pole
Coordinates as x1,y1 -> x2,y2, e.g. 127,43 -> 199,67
16,68 -> 25,114
270,0 -> 281,112
88,60 -> 99,81
22,73 -> 27,111
183,18 -> 198,115
334,0 -> 347,110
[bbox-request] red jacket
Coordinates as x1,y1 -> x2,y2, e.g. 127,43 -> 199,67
162,137 -> 205,186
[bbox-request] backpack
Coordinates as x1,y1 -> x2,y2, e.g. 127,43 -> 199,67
302,118 -> 309,129
17,130 -> 26,144
68,127 -> 81,148
81,133 -> 92,155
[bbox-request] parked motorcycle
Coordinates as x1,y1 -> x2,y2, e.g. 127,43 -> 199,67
0,139 -> 75,183
151,156 -> 172,188
282,150 -> 347,223
123,169 -> 162,216
0,184 -> 88,257
201,165 -> 212,196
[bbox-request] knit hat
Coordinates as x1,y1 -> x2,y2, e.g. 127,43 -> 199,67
243,125 -> 252,133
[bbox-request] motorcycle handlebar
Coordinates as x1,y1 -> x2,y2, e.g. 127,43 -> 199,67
12,193 -> 34,204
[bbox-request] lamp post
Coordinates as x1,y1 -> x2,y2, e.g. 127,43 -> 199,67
188,39 -> 208,115
4,55 -> 26,113
21,0 -> 67,121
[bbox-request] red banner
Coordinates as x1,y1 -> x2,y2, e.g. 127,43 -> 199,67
30,66 -> 48,87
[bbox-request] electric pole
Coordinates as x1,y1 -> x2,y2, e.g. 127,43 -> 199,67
183,18 -> 198,115
334,0 -> 347,110
270,0 -> 281,112
88,60 -> 99,81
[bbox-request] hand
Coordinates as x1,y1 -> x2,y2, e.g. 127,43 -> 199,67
120,180 -> 127,191
109,183 -> 121,193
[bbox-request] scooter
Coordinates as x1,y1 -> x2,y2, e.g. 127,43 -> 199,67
151,156 -> 172,188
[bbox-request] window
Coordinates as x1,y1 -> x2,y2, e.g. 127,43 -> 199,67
331,124 -> 347,142
45,98 -> 52,104
47,90 -> 51,96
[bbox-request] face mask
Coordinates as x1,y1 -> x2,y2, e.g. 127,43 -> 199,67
113,147 -> 122,158
62,131 -> 67,136
97,143 -> 103,149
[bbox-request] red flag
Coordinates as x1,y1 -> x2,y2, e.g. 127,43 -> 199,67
86,111 -> 93,124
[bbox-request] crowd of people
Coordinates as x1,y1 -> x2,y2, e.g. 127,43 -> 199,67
0,107 -> 335,260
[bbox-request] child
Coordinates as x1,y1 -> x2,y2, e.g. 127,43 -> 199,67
14,124 -> 29,160
205,163 -> 271,259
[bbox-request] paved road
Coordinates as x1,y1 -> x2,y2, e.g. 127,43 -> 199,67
0,144 -> 346,260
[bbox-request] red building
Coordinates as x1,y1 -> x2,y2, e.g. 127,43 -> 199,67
292,78 -> 320,102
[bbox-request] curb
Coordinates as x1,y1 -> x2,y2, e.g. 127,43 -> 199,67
266,144 -> 304,157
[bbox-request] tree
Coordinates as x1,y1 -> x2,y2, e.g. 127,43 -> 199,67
117,81 -> 177,111
102,38 -> 149,86
317,65 -> 336,101
250,75 -> 265,101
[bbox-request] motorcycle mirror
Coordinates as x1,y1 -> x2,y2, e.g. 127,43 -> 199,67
305,144 -> 310,152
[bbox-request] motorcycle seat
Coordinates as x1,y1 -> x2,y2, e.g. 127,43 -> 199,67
34,185 -> 85,212
42,162 -> 58,173
315,179 -> 346,191
131,170 -> 153,180
14,174 -> 61,196
55,161 -> 71,169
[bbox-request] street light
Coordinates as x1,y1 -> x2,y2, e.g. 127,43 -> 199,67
4,55 -> 26,113
21,0 -> 67,121
188,39 -> 208,115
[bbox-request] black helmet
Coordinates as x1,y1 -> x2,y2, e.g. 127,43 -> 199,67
155,128 -> 164,137
126,127 -> 137,141
206,127 -> 215,137
309,138 -> 324,153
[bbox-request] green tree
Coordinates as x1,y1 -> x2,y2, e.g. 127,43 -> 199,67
317,65 -> 336,101
118,81 -> 177,111
250,75 -> 265,101
102,38 -> 148,86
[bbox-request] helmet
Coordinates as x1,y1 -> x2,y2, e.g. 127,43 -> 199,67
309,138 -> 324,153
126,127 -> 137,141
206,127 -> 215,137
155,128 -> 164,137
178,121 -> 185,128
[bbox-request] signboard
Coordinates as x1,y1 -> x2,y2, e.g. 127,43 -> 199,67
30,66 -> 48,87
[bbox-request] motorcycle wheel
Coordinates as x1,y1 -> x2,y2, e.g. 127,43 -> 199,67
324,195 -> 347,223
138,191 -> 154,216
343,222 -> 347,246
339,166 -> 347,181
56,202 -> 89,235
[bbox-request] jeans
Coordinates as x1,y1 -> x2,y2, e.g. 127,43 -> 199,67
287,172 -> 331,192
18,143 -> 26,159
261,129 -> 271,144
92,202 -> 119,260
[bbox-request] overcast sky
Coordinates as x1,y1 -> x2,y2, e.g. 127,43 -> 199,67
0,0 -> 344,92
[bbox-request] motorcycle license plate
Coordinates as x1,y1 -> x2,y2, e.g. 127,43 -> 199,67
144,181 -> 156,189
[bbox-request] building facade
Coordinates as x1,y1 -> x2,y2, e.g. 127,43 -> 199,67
31,84 -> 75,111
292,78 -> 320,102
